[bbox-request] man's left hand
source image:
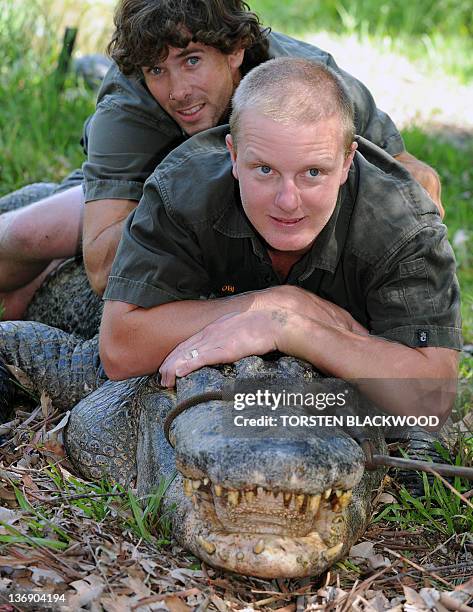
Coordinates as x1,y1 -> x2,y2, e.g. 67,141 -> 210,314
159,310 -> 282,387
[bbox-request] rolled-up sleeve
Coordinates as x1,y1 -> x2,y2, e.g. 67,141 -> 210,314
367,223 -> 462,349
104,175 -> 211,308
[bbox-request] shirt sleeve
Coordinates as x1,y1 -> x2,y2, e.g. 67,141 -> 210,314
325,57 -> 405,156
104,175 -> 211,308
366,222 -> 462,349
82,69 -> 182,203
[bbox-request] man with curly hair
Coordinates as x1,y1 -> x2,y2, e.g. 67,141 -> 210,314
0,0 -> 442,321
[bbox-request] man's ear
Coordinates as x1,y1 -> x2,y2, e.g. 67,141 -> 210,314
340,141 -> 357,185
225,133 -> 239,180
228,46 -> 245,74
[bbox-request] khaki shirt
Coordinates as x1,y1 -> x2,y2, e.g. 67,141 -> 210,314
82,31 -> 404,203
104,127 -> 462,351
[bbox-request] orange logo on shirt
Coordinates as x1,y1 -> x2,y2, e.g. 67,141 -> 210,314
221,284 -> 235,293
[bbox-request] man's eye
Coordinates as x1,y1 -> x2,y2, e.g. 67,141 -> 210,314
187,56 -> 200,66
258,165 -> 272,175
306,168 -> 319,177
149,66 -> 162,76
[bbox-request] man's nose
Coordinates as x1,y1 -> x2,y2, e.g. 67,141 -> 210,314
168,73 -> 192,102
275,179 -> 300,212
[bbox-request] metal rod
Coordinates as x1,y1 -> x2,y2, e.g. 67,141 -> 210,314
370,454 -> 473,481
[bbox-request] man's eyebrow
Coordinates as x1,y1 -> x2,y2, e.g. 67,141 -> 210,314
176,46 -> 204,58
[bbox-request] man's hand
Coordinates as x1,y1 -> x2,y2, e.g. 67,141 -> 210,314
256,285 -> 369,335
158,288 -> 369,387
159,310 -> 280,387
393,151 -> 444,217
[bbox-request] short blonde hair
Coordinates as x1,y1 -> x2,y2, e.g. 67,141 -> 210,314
230,57 -> 355,154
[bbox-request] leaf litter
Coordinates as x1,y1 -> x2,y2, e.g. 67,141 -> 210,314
0,368 -> 472,611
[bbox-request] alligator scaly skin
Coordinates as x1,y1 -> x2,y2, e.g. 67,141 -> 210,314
0,322 -> 105,411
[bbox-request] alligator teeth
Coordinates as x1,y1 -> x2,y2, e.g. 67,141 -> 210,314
253,539 -> 265,555
183,479 -> 193,497
228,490 -> 239,507
339,491 -> 352,509
192,479 -> 201,490
324,488 -> 332,500
257,486 -> 264,497
283,492 -> 292,505
203,477 -> 209,486
198,537 -> 216,555
236,551 -> 244,561
335,489 -> 343,497
245,490 -> 255,504
295,494 -> 305,511
308,494 -> 321,514
324,542 -> 343,562
214,484 -> 222,497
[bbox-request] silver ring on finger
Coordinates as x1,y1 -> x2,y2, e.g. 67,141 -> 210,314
190,349 -> 199,359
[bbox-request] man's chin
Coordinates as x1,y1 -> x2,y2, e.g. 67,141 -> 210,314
177,115 -> 215,136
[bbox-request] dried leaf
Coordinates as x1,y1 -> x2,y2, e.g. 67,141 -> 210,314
68,575 -> 106,608
403,585 -> 430,610
30,566 -> 66,586
164,595 -> 192,612
41,439 -> 66,458
139,557 -> 159,575
170,568 -> 205,583
349,541 -> 375,560
210,595 -> 231,612
40,391 -> 53,419
21,473 -> 39,492
122,576 -> 152,599
377,492 -> 397,504
0,485 -> 17,502
5,364 -> 35,391
100,596 -> 137,612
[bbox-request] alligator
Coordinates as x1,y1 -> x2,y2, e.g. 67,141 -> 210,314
0,183 -> 447,577
0,318 -> 385,578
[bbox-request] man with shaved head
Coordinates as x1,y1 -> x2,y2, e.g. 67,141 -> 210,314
100,58 -> 461,419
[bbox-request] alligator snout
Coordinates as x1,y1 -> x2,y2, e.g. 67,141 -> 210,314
164,360 -> 385,578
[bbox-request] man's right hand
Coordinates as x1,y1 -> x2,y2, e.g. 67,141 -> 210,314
253,285 -> 368,335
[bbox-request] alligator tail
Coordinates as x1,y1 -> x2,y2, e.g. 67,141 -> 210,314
0,321 -> 106,411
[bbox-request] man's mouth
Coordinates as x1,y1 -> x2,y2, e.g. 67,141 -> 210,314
271,216 -> 304,226
175,103 -> 205,120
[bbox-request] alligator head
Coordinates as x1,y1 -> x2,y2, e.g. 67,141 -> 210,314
136,356 -> 386,578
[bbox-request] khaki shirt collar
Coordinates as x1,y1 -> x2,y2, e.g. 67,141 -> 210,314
213,172 -> 355,279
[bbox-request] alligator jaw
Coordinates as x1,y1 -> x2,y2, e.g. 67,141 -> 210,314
178,474 -> 353,578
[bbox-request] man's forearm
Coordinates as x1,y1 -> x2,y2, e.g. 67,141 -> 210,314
278,311 -> 458,421
83,198 -> 138,295
100,285 -> 369,380
100,293 -> 259,379
84,221 -> 124,295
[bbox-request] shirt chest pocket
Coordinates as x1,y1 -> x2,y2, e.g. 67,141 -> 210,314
380,257 -> 435,317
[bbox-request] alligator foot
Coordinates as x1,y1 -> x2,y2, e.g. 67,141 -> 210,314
392,427 -> 451,496
0,321 -> 107,412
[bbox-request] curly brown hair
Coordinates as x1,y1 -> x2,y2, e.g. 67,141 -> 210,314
108,0 -> 270,76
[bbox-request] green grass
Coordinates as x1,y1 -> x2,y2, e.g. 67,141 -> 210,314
0,0 -> 94,197
251,0 -> 473,82
374,438 -> 473,537
0,464 -> 175,556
